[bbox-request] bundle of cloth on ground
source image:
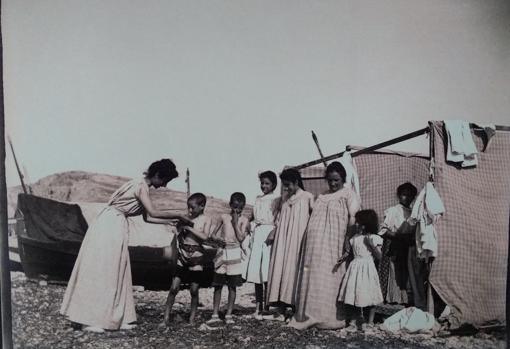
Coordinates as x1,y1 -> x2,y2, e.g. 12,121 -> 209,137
381,307 -> 441,334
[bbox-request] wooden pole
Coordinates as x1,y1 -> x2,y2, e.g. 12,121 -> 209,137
311,131 -> 327,167
0,2 -> 14,345
22,165 -> 33,194
293,126 -> 429,170
7,136 -> 27,194
185,168 -> 190,198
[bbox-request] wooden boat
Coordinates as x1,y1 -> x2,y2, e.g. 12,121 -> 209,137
14,193 -> 211,290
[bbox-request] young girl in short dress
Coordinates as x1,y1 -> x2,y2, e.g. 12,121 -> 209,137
336,209 -> 384,330
244,171 -> 279,318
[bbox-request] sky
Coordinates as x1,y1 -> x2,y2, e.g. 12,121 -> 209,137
3,0 -> 510,202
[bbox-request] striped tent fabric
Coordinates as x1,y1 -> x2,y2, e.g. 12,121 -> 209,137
429,121 -> 509,327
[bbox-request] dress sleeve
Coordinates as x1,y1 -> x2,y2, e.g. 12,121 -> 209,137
370,234 -> 384,246
346,189 -> 360,221
134,180 -> 150,199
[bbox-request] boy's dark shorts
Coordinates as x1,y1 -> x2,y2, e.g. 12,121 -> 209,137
212,273 -> 244,288
175,265 -> 211,286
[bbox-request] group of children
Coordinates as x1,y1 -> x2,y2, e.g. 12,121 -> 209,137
162,164 -> 420,330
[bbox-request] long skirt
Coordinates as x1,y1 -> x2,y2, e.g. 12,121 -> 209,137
60,207 -> 136,330
244,224 -> 273,284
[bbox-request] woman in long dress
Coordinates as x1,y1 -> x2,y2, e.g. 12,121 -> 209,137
289,161 -> 360,329
60,159 -> 191,332
265,169 -> 313,321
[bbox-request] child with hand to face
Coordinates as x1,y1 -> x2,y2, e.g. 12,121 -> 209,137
206,192 -> 250,327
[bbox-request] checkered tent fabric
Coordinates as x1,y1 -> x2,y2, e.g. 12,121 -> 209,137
429,121 -> 509,326
299,150 -> 430,226
299,150 -> 430,301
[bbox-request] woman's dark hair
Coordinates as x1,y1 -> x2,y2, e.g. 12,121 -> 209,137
279,168 -> 304,190
259,171 -> 278,189
325,161 -> 347,183
397,182 -> 418,198
145,159 -> 179,181
355,209 -> 379,234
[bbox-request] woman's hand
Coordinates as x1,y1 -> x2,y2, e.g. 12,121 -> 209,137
179,215 -> 194,227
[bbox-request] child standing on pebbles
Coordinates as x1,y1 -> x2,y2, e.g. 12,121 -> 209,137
336,209 -> 384,331
244,171 -> 279,319
206,192 -> 250,327
163,193 -> 223,325
266,169 -> 314,321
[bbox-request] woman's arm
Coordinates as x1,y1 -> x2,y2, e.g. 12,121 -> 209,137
346,190 -> 361,226
142,212 -> 179,224
136,186 -> 192,225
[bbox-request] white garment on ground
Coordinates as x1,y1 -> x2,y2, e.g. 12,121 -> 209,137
411,182 -> 445,259
339,151 -> 361,204
381,307 -> 439,333
444,120 -> 478,167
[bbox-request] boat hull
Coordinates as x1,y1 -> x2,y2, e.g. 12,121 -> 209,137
16,234 -> 175,290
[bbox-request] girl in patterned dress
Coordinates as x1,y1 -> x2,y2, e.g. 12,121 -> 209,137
336,209 -> 384,330
289,161 -> 359,329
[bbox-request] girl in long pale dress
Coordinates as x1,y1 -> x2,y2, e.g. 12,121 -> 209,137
289,161 -> 360,329
337,209 -> 384,330
60,159 -> 192,332
244,171 -> 279,318
265,169 -> 313,321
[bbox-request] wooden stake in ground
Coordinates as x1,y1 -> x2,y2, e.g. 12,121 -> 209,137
0,3 -> 14,347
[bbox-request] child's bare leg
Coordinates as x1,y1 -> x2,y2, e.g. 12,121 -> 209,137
367,306 -> 376,325
263,282 -> 269,311
212,286 -> 222,317
226,286 -> 237,316
164,276 -> 182,324
254,283 -> 263,312
189,282 -> 200,325
278,303 -> 287,316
